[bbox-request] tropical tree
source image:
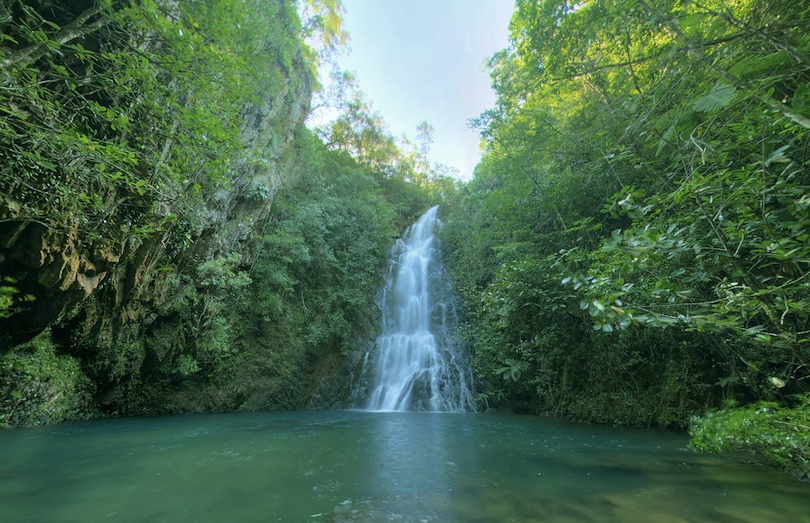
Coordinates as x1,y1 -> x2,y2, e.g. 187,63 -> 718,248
445,0 -> 810,436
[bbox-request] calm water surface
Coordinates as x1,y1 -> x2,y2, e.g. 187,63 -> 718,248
1,410 -> 808,522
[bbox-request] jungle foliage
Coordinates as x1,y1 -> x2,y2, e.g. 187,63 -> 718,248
441,0 -> 810,472
227,131 -> 438,411
0,330 -> 94,428
691,395 -> 810,480
121,130 -> 433,415
0,0 -> 319,421
0,0 -> 438,423
0,0 -> 307,245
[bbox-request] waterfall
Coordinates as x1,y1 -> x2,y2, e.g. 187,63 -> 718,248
364,205 -> 475,412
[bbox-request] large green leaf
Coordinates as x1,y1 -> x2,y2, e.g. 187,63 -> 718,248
692,81 -> 737,113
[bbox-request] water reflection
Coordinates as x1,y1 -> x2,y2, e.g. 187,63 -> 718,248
0,411 -> 808,522
368,413 -> 456,496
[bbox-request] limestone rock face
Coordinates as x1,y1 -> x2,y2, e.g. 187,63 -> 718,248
0,217 -> 116,341
0,1 -> 312,354
1,90 -> 308,349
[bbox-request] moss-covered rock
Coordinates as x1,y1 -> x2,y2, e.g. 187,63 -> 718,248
0,330 -> 96,428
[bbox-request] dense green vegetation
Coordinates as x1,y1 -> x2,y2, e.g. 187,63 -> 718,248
1,0 -> 305,247
1,329 -> 94,427
0,0 -> 437,424
2,0 -> 808,481
442,0 -> 809,477
691,394 -> 810,480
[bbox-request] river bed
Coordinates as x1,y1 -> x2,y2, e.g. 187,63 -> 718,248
1,410 -> 808,522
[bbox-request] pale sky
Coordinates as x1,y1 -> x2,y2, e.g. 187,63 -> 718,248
327,0 -> 515,180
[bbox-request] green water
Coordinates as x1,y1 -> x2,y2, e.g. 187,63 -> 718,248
1,411 -> 808,522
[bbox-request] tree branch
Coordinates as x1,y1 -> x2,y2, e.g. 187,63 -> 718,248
1,4 -> 113,72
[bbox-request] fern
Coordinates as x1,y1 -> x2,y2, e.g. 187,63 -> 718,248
728,51 -> 791,78
693,81 -> 737,112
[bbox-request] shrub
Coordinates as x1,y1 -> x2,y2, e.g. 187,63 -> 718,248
690,396 -> 810,480
0,331 -> 95,428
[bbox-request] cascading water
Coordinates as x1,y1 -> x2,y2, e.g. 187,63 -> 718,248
364,205 -> 475,412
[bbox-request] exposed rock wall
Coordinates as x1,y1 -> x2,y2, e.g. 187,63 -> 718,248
0,0 -> 314,420
1,74 -> 310,347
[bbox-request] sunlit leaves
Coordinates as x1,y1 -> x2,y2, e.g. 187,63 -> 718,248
1,0 -> 313,254
446,0 -> 810,424
300,0 -> 347,59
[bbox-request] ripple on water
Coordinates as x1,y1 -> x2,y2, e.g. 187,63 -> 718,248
0,411 -> 808,523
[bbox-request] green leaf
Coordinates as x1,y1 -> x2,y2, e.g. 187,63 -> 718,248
693,82 -> 736,113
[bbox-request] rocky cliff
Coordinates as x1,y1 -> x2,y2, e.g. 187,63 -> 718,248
0,0 -> 314,424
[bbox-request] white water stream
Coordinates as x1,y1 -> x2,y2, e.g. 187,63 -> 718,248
365,206 -> 474,412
